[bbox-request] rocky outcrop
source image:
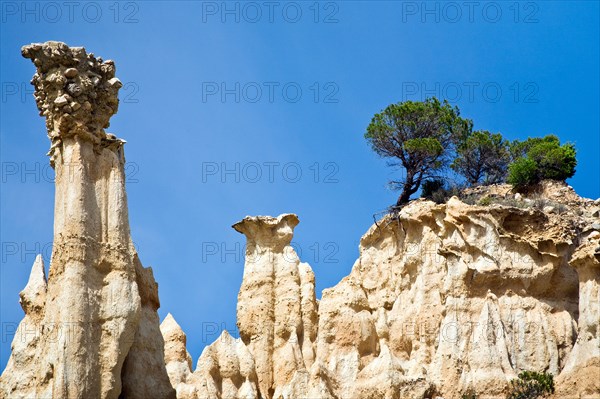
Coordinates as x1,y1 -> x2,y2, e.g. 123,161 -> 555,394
163,185 -> 599,399
233,214 -> 319,399
162,215 -> 322,399
315,196 -> 582,398
161,314 -> 199,399
0,42 -> 174,399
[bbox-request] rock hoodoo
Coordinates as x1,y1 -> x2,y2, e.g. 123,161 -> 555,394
1,42 -> 599,399
1,42 -> 175,399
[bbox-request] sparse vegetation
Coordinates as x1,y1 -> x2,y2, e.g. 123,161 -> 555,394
365,97 -> 472,206
508,135 -> 577,189
506,371 -> 554,399
478,196 -> 492,206
420,179 -> 463,204
365,99 -> 577,208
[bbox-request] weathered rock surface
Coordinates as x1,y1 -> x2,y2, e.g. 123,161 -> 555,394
164,183 -> 599,399
555,236 -> 600,398
233,214 -> 319,399
162,215 -> 321,399
0,42 -> 174,399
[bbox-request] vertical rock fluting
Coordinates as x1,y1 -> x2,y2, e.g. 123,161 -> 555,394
0,42 -> 174,399
161,193 -> 598,399
162,214 -> 322,399
4,41 -> 598,399
556,236 -> 600,397
161,314 -> 197,398
232,214 -> 319,399
1,256 -> 47,398
315,197 -> 582,398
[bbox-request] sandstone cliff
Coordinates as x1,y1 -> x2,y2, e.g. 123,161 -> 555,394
164,184 -> 600,399
2,42 -> 599,399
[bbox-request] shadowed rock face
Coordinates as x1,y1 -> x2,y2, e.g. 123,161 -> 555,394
0,41 -> 174,399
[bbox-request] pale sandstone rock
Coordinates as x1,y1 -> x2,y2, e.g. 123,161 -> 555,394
161,314 -> 198,399
232,214 -> 320,399
0,42 -> 174,399
195,331 -> 259,399
163,191 -> 597,399
0,256 -> 48,399
315,197 -> 583,398
555,238 -> 600,398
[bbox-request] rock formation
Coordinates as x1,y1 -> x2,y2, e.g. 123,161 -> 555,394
0,42 -> 174,399
164,184 -> 599,399
2,42 -> 599,399
162,215 -> 325,399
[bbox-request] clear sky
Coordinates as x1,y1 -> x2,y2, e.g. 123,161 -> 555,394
1,1 -> 599,370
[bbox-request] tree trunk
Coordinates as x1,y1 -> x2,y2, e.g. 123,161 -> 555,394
396,175 -> 414,207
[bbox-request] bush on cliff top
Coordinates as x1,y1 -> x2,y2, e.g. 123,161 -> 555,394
364,98 -> 578,207
508,135 -> 577,188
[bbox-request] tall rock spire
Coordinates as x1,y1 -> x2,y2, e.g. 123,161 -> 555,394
233,214 -> 319,399
0,41 -> 174,399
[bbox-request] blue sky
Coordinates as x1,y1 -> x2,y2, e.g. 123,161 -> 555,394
1,1 -> 598,370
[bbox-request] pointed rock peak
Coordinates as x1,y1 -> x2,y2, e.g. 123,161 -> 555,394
19,254 -> 47,313
217,329 -> 234,345
160,313 -> 183,335
232,213 -> 299,248
220,329 -> 232,339
28,254 -> 47,289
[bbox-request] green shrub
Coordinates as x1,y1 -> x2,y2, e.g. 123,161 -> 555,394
506,371 -> 554,399
507,135 -> 577,188
507,157 -> 539,188
478,196 -> 492,206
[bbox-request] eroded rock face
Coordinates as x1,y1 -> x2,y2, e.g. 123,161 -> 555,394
0,42 -> 174,399
165,187 -> 598,399
556,236 -> 600,398
161,314 -> 199,399
313,195 -> 590,399
233,214 -> 319,399
162,215 -> 321,399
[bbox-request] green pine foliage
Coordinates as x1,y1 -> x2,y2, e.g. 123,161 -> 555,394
507,135 -> 576,188
364,99 -> 578,207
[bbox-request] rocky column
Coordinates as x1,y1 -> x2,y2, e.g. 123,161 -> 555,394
1,42 -> 173,399
233,214 -> 318,399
